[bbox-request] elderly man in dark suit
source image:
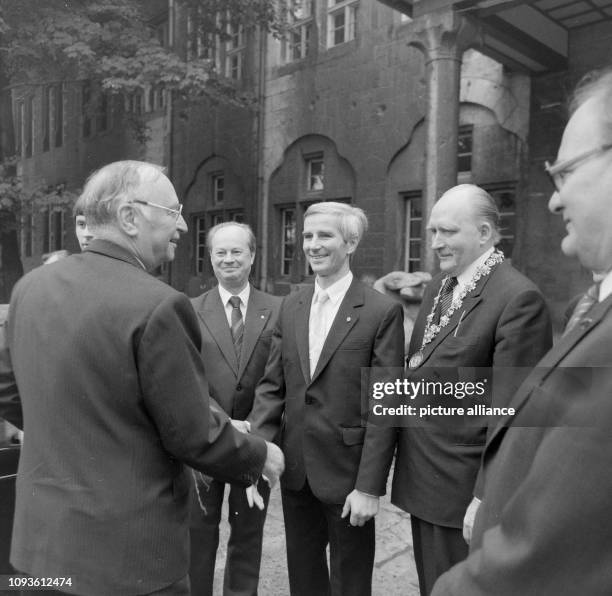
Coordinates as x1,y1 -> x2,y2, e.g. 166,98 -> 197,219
391,184 -> 552,595
249,202 -> 404,596
1,161 -> 284,596
189,222 -> 281,596
431,68 -> 612,596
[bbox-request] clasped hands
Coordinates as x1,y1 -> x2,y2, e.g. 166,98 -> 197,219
231,419 -> 284,511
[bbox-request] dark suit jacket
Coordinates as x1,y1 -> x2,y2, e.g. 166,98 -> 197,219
249,278 -> 404,503
191,285 -> 281,421
392,260 -> 552,528
432,294 -> 612,596
5,240 -> 266,596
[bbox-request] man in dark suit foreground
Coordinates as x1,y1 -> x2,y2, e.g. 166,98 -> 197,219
392,184 -> 552,595
189,222 -> 282,596
431,68 -> 612,596
249,202 -> 404,596
2,161 -> 284,596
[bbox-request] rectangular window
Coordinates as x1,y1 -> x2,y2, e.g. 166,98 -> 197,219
307,155 -> 324,191
42,85 -> 63,151
82,83 -> 93,138
225,21 -> 244,80
328,0 -> 357,47
42,87 -> 51,152
22,212 -> 34,258
15,101 -> 23,157
212,174 -> 225,204
194,215 -> 207,274
281,207 -> 296,276
22,96 -> 34,158
403,193 -> 423,273
55,84 -> 63,147
230,211 -> 244,223
283,0 -> 313,62
96,93 -> 109,133
458,125 -> 473,173
211,213 -> 224,226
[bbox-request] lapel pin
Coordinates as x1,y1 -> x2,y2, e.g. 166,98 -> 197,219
346,316 -> 351,322
260,315 -> 265,319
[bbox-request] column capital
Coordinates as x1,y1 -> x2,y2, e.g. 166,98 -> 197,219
407,9 -> 481,63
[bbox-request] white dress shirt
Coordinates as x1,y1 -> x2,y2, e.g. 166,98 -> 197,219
308,271 -> 353,376
218,284 -> 250,327
454,247 -> 495,300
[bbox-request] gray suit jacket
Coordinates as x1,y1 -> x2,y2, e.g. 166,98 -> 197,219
191,286 -> 282,420
5,240 -> 266,596
432,294 -> 612,596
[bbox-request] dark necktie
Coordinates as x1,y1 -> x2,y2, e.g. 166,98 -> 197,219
229,296 -> 244,361
434,276 -> 458,324
563,283 -> 600,336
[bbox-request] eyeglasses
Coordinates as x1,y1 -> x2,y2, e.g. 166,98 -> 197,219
545,143 -> 612,192
131,199 -> 183,221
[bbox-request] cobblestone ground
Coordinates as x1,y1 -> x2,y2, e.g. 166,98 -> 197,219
212,475 -> 420,596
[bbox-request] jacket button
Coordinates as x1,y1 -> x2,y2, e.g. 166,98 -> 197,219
305,396 -> 313,405
236,383 -> 242,391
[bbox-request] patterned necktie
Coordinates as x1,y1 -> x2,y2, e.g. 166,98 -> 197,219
309,291 -> 330,378
229,296 -> 244,361
563,283 -> 600,336
434,276 -> 458,324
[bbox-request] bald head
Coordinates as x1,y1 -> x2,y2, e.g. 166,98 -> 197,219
428,185 -> 499,276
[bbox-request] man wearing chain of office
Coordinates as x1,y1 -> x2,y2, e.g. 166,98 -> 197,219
391,184 -> 552,596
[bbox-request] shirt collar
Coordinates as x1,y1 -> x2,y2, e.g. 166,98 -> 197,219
313,271 -> 353,306
456,247 -> 495,288
598,270 -> 612,302
218,283 -> 251,307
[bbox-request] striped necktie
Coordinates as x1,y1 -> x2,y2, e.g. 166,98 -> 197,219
563,283 -> 600,336
229,295 -> 244,361
434,276 -> 458,324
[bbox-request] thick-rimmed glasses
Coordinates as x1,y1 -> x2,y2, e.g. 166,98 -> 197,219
131,199 -> 183,221
545,143 -> 612,192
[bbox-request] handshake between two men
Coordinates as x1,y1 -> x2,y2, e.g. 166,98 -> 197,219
231,418 -> 285,510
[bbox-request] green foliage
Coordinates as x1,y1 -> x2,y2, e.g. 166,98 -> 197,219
0,0 -> 288,97
0,159 -> 78,234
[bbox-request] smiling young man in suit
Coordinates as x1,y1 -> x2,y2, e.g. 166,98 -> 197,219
189,222 -> 281,596
392,184 -> 552,595
249,202 -> 404,596
431,68 -> 612,596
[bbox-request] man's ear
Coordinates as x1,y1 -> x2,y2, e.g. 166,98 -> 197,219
116,203 -> 139,237
346,236 -> 359,255
479,221 -> 493,245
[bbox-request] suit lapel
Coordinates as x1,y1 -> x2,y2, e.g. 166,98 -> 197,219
490,293 -> 612,437
310,279 -> 362,384
416,271 -> 493,367
196,289 -> 239,375
238,288 -> 272,379
295,287 -> 314,384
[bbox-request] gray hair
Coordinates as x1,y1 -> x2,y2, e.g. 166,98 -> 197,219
304,201 -> 368,246
75,161 -> 165,227
206,221 -> 256,253
441,184 -> 501,244
569,68 -> 612,139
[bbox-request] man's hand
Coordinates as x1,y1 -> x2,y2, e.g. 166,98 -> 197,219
262,441 -> 284,488
463,496 -> 481,544
341,490 -> 379,527
245,484 -> 265,510
231,419 -> 251,433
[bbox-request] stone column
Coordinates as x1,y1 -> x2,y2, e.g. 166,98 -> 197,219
408,10 -> 480,272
